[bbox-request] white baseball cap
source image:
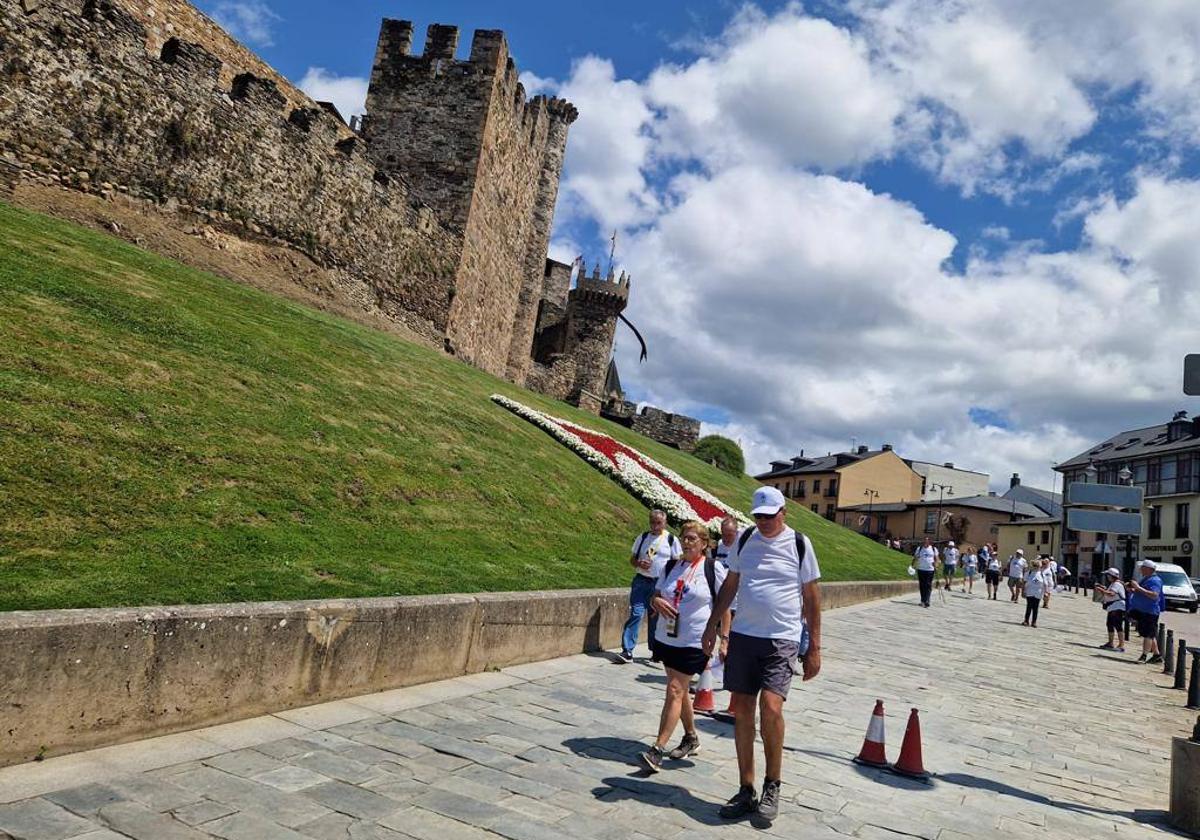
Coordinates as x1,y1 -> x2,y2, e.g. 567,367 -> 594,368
1105,567 -> 1120,577
1140,559 -> 1157,570
751,486 -> 786,516
1016,548 -> 1024,555
948,541 -> 955,547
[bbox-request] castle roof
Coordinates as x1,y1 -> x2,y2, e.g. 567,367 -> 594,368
603,359 -> 623,400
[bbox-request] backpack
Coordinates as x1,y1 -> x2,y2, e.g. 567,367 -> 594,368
662,554 -> 718,601
634,530 -> 678,558
737,526 -> 808,570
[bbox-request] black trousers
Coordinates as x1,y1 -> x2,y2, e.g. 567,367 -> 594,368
1024,596 -> 1041,625
917,570 -> 934,605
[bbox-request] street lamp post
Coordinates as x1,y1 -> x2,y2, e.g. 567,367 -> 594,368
932,483 -> 953,543
1119,464 -> 1134,580
864,488 -> 879,536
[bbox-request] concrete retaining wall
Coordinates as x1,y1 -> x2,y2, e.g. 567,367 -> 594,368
0,580 -> 914,767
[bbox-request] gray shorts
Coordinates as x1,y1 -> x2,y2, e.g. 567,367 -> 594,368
723,632 -> 799,700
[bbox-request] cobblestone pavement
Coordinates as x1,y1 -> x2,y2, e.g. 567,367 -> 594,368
2,590 -> 1196,839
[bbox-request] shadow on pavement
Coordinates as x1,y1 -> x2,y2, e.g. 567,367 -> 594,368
562,736 -> 644,765
593,776 -> 727,827
635,673 -> 668,686
1091,653 -> 1148,666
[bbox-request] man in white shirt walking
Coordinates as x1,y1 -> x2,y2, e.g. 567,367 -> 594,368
911,536 -> 938,607
941,541 -> 960,590
702,487 -> 822,825
620,509 -> 681,663
1006,549 -> 1027,602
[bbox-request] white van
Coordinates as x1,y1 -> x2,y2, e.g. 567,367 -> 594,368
1154,563 -> 1199,613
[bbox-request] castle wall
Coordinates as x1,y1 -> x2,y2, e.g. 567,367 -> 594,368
0,0 -> 459,342
363,21 -> 576,379
630,407 -> 701,452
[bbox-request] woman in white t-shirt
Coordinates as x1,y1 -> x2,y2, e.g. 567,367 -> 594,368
1094,567 -> 1127,653
1022,559 -> 1046,627
985,552 -> 1003,600
961,549 -> 978,594
639,520 -> 731,772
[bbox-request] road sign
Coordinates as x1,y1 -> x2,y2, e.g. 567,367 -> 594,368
1186,354 -> 1200,396
1065,482 -> 1143,509
1066,508 -> 1142,535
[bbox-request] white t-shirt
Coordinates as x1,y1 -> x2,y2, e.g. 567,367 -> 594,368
987,556 -> 1001,571
1007,556 -> 1026,578
943,547 -> 960,566
912,545 -> 938,572
728,526 -> 821,640
1023,570 -> 1045,598
963,553 -> 978,570
1041,567 -> 1056,589
654,558 -> 728,649
1103,581 -> 1127,612
631,531 -> 681,580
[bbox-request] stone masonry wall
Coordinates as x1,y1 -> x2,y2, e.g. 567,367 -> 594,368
565,271 -> 628,410
0,0 -> 460,342
363,21 -> 576,379
631,406 -> 702,452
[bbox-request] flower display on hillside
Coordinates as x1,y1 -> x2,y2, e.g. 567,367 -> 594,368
492,394 -> 748,530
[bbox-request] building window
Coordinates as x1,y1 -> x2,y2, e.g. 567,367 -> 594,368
813,479 -> 821,494
1161,458 -> 1177,495
811,503 -> 818,513
1176,503 -> 1190,539
825,504 -> 835,520
924,511 -> 936,533
797,480 -> 806,498
1027,530 -> 1035,544
1149,505 -> 1162,539
1040,530 -> 1050,544
827,480 -> 838,498
878,515 -> 888,532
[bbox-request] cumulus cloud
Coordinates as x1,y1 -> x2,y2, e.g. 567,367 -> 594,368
297,68 -> 368,123
210,0 -> 281,48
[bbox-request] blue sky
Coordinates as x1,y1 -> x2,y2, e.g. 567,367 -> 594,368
199,0 -> 1200,489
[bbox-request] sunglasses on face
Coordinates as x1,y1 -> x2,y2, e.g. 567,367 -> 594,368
752,511 -> 779,521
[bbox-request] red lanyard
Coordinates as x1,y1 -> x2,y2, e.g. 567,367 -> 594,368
673,556 -> 704,607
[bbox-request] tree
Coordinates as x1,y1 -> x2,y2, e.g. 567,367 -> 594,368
693,435 -> 745,476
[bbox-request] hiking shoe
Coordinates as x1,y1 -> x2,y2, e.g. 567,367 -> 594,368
638,744 -> 664,773
1137,654 -> 1148,663
1148,654 -> 1163,664
1114,647 -> 1125,653
757,778 -> 781,822
618,650 -> 633,663
719,785 -> 758,819
1099,642 -> 1114,649
667,732 -> 701,760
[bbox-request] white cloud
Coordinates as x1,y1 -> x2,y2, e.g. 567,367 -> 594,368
211,1 -> 281,48
297,68 -> 368,123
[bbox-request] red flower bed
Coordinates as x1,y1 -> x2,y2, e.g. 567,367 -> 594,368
556,420 -> 727,521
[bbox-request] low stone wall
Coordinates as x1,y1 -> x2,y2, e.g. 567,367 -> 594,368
0,580 -> 915,767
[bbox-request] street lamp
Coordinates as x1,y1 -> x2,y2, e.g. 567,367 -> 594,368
932,483 -> 953,543
1119,464 -> 1135,579
864,488 -> 879,535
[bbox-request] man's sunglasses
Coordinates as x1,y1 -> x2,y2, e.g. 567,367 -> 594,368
752,511 -> 780,520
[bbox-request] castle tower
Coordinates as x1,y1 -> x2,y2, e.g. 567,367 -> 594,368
362,20 -> 577,381
564,264 -> 629,413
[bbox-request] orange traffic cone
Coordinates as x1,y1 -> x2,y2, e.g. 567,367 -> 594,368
852,700 -> 890,768
891,707 -> 931,781
693,663 -> 716,713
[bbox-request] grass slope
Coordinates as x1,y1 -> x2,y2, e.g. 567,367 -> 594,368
0,202 -> 906,610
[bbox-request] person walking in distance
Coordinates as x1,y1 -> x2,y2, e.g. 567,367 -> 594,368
713,516 -> 740,614
1127,560 -> 1165,664
941,541 -> 960,590
619,510 -> 681,663
1094,568 -> 1126,653
639,521 -> 731,772
984,549 -> 1002,600
701,487 -> 822,825
911,536 -> 938,608
1022,558 -> 1046,627
1041,556 -> 1056,609
1007,549 -> 1027,602
961,546 -> 978,594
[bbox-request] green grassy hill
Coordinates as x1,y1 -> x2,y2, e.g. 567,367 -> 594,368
0,202 -> 907,611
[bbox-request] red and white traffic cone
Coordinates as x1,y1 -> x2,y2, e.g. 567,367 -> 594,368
852,700 -> 890,768
693,663 -> 716,714
891,708 -> 931,781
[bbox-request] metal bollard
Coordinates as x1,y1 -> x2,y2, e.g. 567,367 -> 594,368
1160,623 -> 1168,656
1176,641 -> 1189,690
1188,651 -> 1200,710
1167,630 -> 1177,673
1124,614 -> 1131,642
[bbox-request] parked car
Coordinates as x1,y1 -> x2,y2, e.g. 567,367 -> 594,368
1155,563 -> 1199,613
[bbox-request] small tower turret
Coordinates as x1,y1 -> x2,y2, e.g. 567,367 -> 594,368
563,261 -> 630,413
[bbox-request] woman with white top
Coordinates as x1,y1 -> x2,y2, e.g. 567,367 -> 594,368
985,551 -> 1002,600
910,536 -> 938,608
1022,559 -> 1046,627
640,520 -> 731,772
1094,567 -> 1126,653
961,548 -> 978,594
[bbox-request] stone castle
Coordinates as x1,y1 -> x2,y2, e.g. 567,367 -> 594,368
0,0 -> 700,449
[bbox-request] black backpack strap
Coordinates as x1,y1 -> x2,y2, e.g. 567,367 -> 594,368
795,532 -> 807,574
634,531 -> 649,557
662,556 -> 679,581
737,526 -> 756,554
704,556 -> 717,601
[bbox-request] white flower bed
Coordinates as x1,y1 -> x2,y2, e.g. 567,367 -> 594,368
492,393 -> 748,530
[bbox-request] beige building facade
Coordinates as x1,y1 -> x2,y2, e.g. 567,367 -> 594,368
757,446 -> 923,521
995,518 -> 1062,564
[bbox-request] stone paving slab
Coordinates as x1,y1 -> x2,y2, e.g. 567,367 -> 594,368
0,590 -> 1196,839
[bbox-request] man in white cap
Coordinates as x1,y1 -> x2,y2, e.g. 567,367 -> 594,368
702,486 -> 821,825
941,541 -> 959,590
1006,549 -> 1027,602
1094,567 -> 1126,653
1127,559 -> 1165,664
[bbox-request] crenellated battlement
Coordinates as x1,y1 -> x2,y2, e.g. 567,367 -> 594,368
571,262 -> 631,310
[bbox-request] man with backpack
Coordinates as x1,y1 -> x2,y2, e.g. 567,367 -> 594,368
702,486 -> 822,825
619,509 -> 681,663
